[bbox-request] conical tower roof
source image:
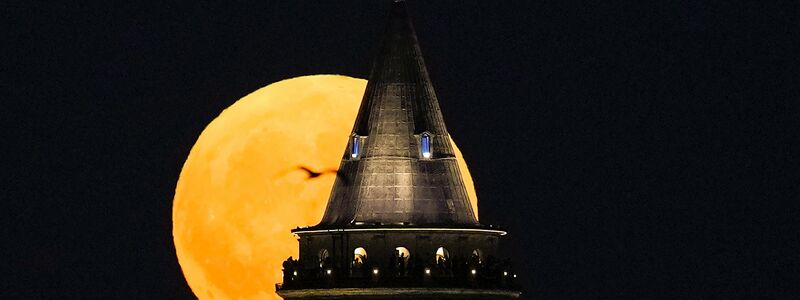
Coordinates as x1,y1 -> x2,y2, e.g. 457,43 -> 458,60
314,0 -> 479,227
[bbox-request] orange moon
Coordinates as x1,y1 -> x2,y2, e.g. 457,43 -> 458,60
173,75 -> 478,300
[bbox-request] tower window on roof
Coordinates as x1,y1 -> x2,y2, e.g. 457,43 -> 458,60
421,133 -> 431,159
351,136 -> 360,159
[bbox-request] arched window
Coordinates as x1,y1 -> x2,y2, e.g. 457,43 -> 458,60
318,249 -> 329,268
471,249 -> 483,264
420,133 -> 432,158
395,247 -> 410,265
395,247 -> 411,276
435,247 -> 449,263
351,136 -> 360,158
353,247 -> 367,267
396,247 -> 410,261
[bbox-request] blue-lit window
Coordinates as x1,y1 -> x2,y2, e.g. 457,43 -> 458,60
421,133 -> 431,158
351,137 -> 360,158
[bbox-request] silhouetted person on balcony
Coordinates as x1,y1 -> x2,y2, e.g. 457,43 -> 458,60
282,256 -> 295,283
436,256 -> 446,274
398,252 -> 406,276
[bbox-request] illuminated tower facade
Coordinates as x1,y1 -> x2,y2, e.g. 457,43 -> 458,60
277,1 -> 521,299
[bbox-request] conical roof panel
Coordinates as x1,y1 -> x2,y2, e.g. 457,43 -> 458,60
316,0 -> 478,227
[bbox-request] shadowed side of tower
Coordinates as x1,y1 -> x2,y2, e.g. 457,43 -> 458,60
277,1 -> 521,299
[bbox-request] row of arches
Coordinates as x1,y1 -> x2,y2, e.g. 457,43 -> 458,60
318,247 -> 483,267
282,245 -> 517,289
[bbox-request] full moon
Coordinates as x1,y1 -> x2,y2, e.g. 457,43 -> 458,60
173,75 -> 478,300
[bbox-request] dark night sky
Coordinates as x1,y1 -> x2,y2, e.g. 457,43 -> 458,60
3,0 -> 799,298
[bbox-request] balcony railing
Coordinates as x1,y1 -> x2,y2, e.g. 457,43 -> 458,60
277,261 -> 520,292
